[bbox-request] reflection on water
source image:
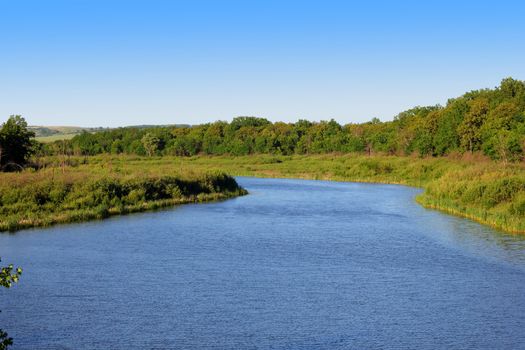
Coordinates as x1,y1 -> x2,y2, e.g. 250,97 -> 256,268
410,198 -> 525,268
0,177 -> 524,349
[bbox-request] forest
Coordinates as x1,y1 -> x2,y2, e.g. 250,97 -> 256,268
37,77 -> 525,163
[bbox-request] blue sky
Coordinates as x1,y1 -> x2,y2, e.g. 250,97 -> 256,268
0,0 -> 524,127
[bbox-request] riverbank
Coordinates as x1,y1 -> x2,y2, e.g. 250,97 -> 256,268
56,153 -> 522,234
0,166 -> 247,232
218,154 -> 523,234
219,154 -> 524,234
2,154 -> 524,234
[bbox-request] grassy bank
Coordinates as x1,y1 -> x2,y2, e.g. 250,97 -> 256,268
2,154 -> 524,234
212,154 -> 523,234
56,153 -> 523,234
0,165 -> 246,232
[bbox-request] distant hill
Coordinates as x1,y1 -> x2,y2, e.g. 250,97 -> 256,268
30,124 -> 192,142
29,126 -> 106,142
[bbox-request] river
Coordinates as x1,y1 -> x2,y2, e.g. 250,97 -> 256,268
1,177 -> 524,349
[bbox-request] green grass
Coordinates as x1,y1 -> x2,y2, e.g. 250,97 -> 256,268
68,153 -> 522,234
2,153 -> 524,234
0,164 -> 246,232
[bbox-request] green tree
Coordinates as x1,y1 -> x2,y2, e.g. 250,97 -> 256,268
202,122 -> 227,154
141,133 -> 160,157
499,77 -> 525,100
229,116 -> 270,131
483,130 -> 523,163
458,98 -> 489,153
433,100 -> 466,155
32,77 -> 525,163
110,139 -> 124,154
480,101 -> 522,161
0,116 -> 35,171
293,119 -> 314,154
0,258 -> 22,350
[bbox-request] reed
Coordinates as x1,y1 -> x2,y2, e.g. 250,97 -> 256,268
2,153 -> 524,234
0,165 -> 246,232
144,153 -> 523,234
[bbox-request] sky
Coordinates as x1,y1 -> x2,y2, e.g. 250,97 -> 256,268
0,0 -> 524,127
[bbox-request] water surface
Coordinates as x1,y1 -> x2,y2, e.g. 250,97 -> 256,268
1,177 -> 524,349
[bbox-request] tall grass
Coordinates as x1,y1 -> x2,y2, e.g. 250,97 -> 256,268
117,153 -> 522,234
2,154 -> 524,233
0,165 -> 246,232
417,167 -> 525,233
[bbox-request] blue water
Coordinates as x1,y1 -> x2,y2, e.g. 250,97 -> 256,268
1,177 -> 524,349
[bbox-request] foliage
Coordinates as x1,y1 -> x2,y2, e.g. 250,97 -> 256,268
37,78 -> 525,162
0,329 -> 12,350
0,116 -> 35,171
1,78 -> 525,235
0,164 -> 246,232
0,262 -> 22,288
2,150 -> 525,235
61,154 -> 522,234
0,258 -> 22,350
141,133 -> 160,157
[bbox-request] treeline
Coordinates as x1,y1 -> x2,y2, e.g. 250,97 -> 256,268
41,77 -> 525,162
